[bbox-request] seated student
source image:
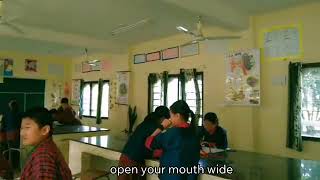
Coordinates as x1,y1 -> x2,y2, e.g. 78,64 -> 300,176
0,100 -> 22,169
145,100 -> 200,180
118,106 -> 170,180
199,112 -> 228,149
0,153 -> 13,179
20,107 -> 72,180
56,98 -> 82,125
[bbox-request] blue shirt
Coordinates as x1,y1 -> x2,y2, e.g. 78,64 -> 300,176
149,126 -> 200,180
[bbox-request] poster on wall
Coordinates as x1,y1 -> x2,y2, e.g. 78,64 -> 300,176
25,59 -> 37,72
262,25 -> 303,61
3,58 -> 13,77
116,71 -> 130,105
146,51 -> 161,62
180,42 -> 199,57
225,49 -> 260,106
134,54 -> 146,64
162,47 -> 179,60
71,79 -> 81,105
49,80 -> 63,109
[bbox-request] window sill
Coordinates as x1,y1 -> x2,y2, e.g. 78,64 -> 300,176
302,136 -> 320,142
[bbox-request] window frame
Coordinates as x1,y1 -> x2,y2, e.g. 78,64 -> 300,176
148,72 -> 204,125
82,80 -> 109,119
301,63 -> 320,141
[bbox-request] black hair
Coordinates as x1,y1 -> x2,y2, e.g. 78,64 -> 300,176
49,108 -> 58,114
22,107 -> 53,136
9,100 -> 19,113
204,112 -> 219,125
61,97 -> 69,104
170,100 -> 197,131
154,106 -> 170,120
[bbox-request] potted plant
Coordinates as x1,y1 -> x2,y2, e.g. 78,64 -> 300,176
128,105 -> 137,134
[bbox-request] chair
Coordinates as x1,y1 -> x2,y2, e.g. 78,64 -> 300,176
2,148 -> 22,170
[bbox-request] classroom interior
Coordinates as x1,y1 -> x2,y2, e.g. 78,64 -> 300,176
1,0 -> 320,179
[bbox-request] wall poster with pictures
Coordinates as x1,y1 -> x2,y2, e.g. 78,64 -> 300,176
134,54 -> 146,64
180,42 -> 199,57
262,25 -> 303,61
25,59 -> 37,72
162,46 -> 179,60
146,51 -> 161,62
116,71 -> 130,105
225,49 -> 260,106
71,79 -> 81,105
3,58 -> 13,77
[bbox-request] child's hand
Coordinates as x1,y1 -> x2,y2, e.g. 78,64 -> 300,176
201,141 -> 216,148
161,119 -> 172,129
200,150 -> 209,158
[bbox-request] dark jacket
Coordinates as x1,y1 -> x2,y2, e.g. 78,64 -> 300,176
122,113 -> 160,163
146,123 -> 200,180
198,126 -> 228,149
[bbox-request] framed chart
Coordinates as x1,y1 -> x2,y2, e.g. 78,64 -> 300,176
225,49 -> 260,106
261,25 -> 303,61
134,54 -> 146,64
162,47 -> 179,60
116,71 -> 130,105
71,79 -> 81,105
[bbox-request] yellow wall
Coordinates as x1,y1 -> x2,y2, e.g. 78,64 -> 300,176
253,2 -> 320,160
71,53 -> 130,133
0,51 -> 71,109
128,2 -> 320,160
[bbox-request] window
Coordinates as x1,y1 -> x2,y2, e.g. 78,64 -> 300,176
149,73 -> 204,126
301,65 -> 320,139
82,81 -> 109,118
151,79 -> 164,112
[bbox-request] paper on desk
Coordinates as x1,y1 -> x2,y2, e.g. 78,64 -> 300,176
202,147 -> 225,154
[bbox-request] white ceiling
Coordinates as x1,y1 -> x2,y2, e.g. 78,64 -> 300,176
0,0 -> 317,57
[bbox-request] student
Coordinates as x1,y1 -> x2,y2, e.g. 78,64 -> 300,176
199,112 -> 228,149
145,100 -> 200,180
20,107 -> 72,180
118,106 -> 170,180
0,100 -> 22,169
56,98 -> 81,125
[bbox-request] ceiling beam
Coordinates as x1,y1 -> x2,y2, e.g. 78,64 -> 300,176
161,0 -> 249,31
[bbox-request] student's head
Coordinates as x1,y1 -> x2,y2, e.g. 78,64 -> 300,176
203,112 -> 219,134
60,98 -> 69,109
169,100 -> 196,129
8,100 -> 19,112
154,106 -> 170,121
20,107 -> 53,146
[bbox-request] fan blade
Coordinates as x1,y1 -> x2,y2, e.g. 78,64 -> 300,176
5,22 -> 24,34
181,40 -> 199,46
205,36 -> 241,40
176,26 -> 197,37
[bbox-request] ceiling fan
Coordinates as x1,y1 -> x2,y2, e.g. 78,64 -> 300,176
111,18 -> 150,36
0,0 -> 24,34
177,16 -> 240,45
84,48 -> 100,66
